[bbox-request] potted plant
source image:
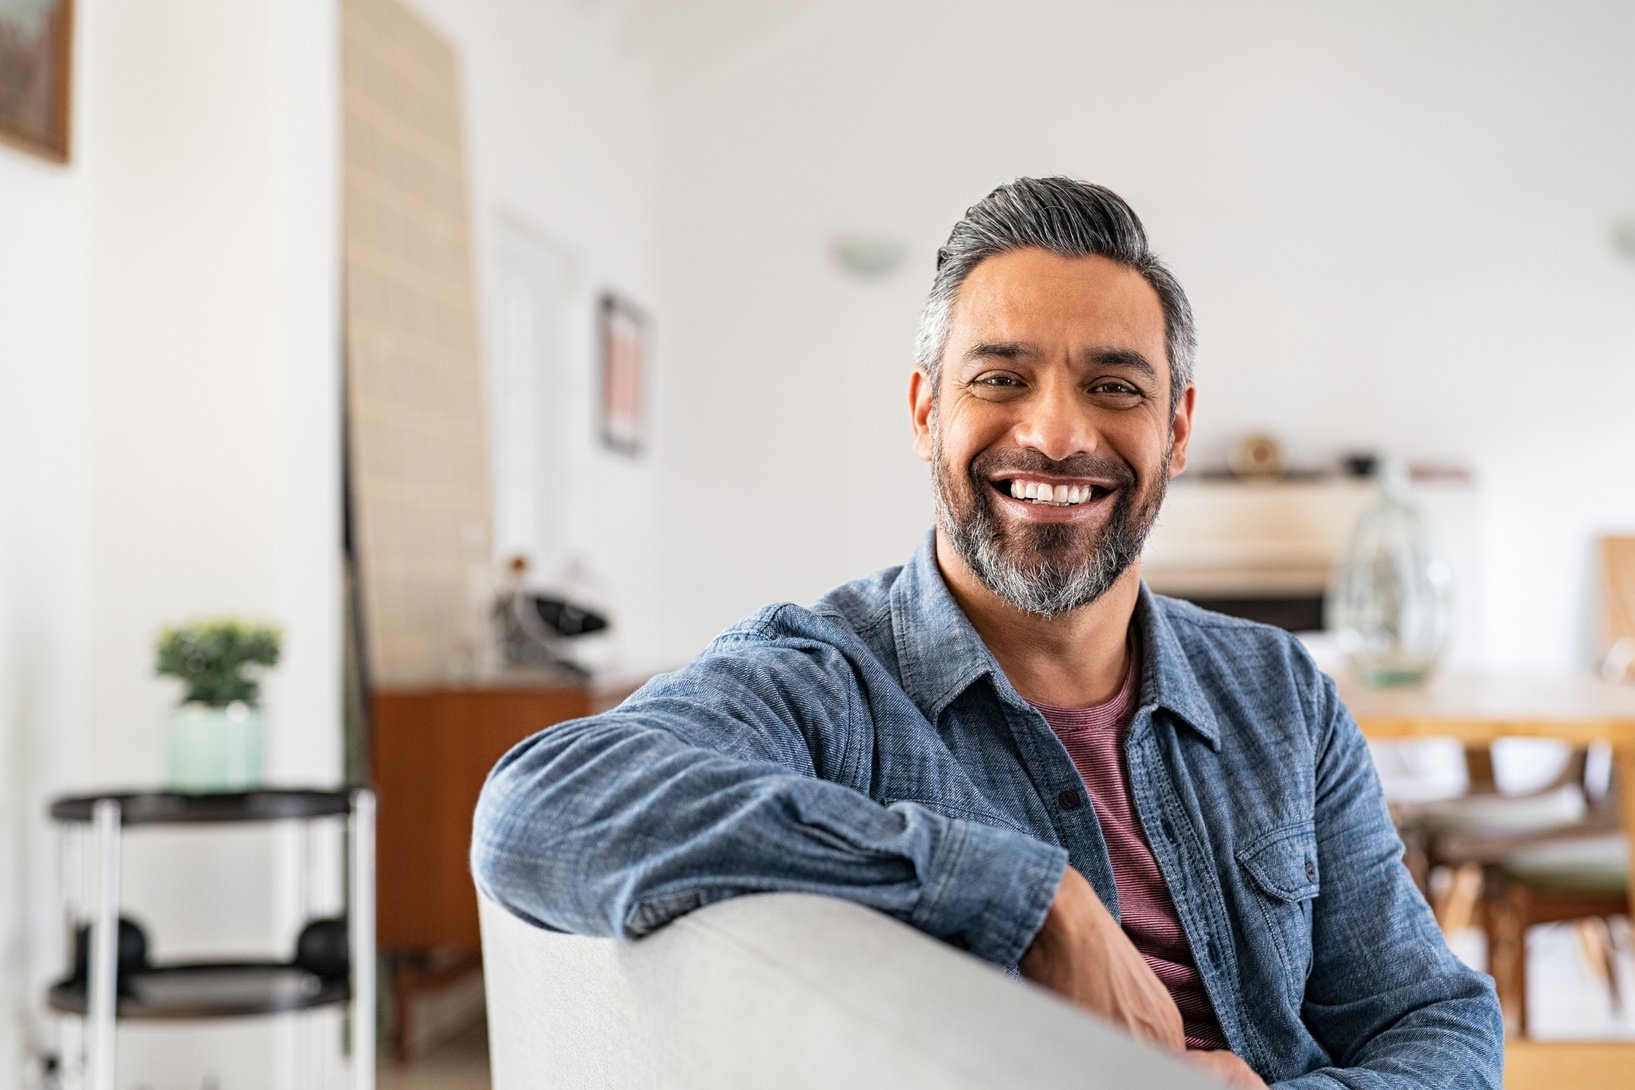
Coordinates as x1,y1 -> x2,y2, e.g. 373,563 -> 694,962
156,618 -> 282,793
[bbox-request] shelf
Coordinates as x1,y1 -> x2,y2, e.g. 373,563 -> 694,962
49,961 -> 349,1020
49,788 -> 355,826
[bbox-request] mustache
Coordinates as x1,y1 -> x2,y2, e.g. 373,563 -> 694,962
968,448 -> 1136,488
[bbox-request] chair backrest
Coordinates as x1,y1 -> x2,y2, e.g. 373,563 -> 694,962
1589,535 -> 1635,807
1599,535 -> 1635,677
1465,536 -> 1635,803
478,891 -> 1222,1090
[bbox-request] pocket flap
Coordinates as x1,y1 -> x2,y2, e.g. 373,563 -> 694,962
1237,821 -> 1320,902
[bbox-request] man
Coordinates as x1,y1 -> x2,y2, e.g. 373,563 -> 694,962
472,177 -> 1503,1088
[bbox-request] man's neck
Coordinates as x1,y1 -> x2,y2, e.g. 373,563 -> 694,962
932,527 -> 1140,710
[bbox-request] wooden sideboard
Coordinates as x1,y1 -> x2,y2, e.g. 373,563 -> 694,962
371,682 -> 637,956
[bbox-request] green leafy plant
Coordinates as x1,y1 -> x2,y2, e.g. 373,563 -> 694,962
155,618 -> 283,708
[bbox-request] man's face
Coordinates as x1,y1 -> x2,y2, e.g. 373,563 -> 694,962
910,248 -> 1194,617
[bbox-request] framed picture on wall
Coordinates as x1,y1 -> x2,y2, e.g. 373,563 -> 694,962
0,0 -> 74,163
599,292 -> 646,456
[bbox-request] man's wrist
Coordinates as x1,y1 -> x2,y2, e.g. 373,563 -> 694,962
1027,865 -> 1112,946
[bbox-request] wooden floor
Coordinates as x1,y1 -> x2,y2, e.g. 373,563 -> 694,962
377,1020 -> 490,1090
1482,922 -> 1635,1090
1507,1041 -> 1635,1090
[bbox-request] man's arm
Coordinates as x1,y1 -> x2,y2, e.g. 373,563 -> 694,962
1021,864 -> 1186,1051
1273,674 -> 1503,1089
470,622 -> 1067,969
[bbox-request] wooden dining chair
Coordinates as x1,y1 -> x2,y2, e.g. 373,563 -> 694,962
1394,749 -> 1592,933
1473,535 -> 1635,1034
1481,821 -> 1627,1033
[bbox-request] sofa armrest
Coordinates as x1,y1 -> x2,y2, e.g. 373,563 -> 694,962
479,889 -> 1222,1089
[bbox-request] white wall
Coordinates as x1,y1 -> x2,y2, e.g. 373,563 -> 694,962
0,111 -> 91,1088
4,0 -> 661,1082
403,0 -> 669,673
80,0 -> 341,790
649,0 -> 1635,668
0,0 -> 342,1085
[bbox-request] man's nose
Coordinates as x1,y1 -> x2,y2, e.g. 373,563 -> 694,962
1013,386 -> 1097,463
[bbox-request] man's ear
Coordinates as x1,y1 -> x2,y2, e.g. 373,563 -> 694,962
1168,384 -> 1196,478
909,367 -> 935,463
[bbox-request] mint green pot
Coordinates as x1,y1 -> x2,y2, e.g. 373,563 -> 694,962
166,702 -> 264,793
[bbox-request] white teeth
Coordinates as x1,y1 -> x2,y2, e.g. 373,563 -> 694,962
1003,480 -> 1098,507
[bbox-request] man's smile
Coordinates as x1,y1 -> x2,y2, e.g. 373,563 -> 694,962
986,476 -> 1115,522
991,474 -> 1112,505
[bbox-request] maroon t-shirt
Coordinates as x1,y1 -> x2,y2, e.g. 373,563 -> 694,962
1029,654 -> 1228,1050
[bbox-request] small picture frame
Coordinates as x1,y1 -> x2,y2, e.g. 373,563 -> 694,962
0,0 -> 74,163
598,293 -> 646,456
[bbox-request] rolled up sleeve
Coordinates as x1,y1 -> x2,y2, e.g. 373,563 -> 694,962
471,615 -> 1065,968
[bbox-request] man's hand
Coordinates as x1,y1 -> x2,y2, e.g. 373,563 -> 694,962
1019,865 -> 1185,1051
1185,1050 -> 1268,1088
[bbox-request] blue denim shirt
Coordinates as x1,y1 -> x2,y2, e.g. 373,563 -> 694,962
473,532 -> 1502,1088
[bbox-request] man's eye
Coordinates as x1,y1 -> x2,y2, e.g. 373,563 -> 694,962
1092,381 -> 1142,398
975,374 -> 1022,388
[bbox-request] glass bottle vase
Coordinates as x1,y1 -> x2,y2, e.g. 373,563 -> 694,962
1326,462 -> 1455,687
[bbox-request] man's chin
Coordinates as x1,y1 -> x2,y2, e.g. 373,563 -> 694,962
975,535 -> 1142,616
989,522 -> 1099,562
978,569 -> 1109,619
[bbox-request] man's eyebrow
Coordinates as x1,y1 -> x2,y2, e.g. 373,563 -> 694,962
960,341 -> 1032,364
1084,347 -> 1158,378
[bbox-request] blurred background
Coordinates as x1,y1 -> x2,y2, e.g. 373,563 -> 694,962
2,0 -> 1633,1086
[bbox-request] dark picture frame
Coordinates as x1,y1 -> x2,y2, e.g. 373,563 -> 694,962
0,0 -> 74,163
598,292 -> 646,456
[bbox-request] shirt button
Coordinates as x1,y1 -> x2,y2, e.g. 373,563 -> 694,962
1305,859 -> 1317,882
1057,788 -> 1083,811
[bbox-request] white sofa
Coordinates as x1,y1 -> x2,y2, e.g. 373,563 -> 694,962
478,890 -> 1223,1089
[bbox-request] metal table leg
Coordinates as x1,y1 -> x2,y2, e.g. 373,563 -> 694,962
297,820 -> 316,1090
350,789 -> 376,1090
57,823 -> 83,1090
86,800 -> 121,1090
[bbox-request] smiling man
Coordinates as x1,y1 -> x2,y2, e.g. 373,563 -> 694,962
472,178 -> 1503,1088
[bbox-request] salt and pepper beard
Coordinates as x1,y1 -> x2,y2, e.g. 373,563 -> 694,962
930,415 -> 1171,618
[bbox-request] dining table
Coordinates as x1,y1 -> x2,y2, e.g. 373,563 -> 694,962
1339,670 -> 1635,1090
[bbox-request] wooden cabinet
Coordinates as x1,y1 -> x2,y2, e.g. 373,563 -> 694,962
371,684 -> 633,955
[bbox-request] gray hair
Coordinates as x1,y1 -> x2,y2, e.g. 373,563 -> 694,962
913,177 -> 1197,410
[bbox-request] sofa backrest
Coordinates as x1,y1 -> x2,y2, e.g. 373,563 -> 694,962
479,890 -> 1222,1089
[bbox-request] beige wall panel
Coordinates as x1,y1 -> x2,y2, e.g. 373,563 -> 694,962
342,0 -> 490,686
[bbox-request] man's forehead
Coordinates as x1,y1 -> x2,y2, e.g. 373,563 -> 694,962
947,248 -> 1168,352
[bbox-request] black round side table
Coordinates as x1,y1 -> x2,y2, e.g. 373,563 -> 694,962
47,788 -> 376,1090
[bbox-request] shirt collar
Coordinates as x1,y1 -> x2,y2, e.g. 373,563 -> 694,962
890,530 -> 1011,721
1133,582 -> 1222,750
890,529 -> 1222,750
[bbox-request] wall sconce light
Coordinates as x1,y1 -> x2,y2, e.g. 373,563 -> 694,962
1613,220 -> 1635,264
832,235 -> 908,279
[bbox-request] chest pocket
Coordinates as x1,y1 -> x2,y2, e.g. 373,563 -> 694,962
1236,820 -> 1320,988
